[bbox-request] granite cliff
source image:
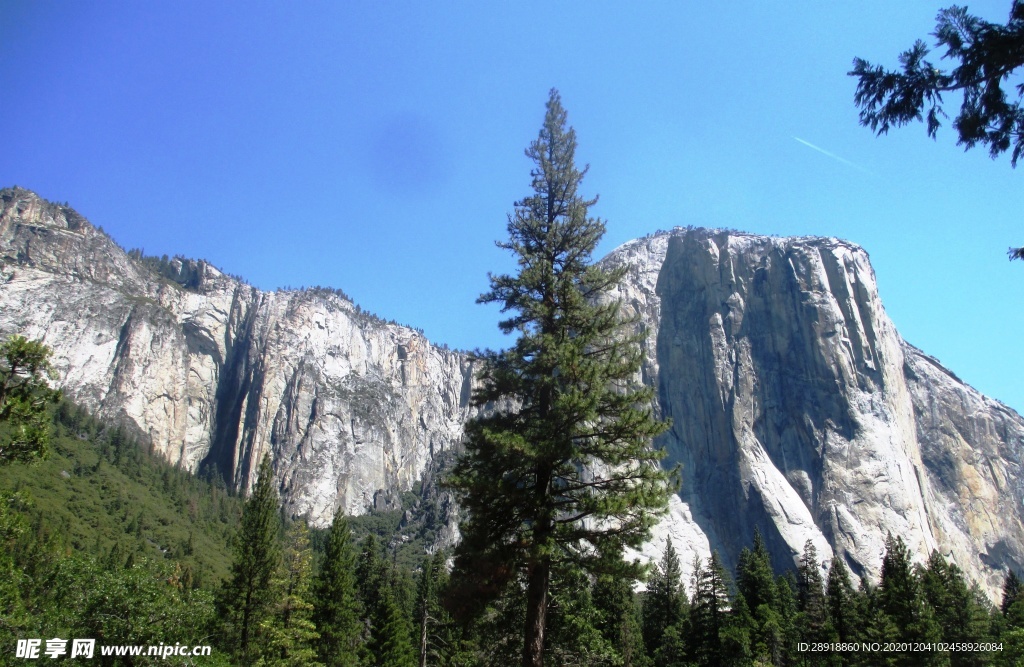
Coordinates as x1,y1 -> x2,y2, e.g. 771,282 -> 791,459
606,230 -> 1024,598
2,187 -> 1022,598
0,187 -> 475,529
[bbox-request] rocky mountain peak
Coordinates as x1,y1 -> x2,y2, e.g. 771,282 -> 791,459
1,190 -> 1021,600
1,186 -> 89,233
606,225 -> 1024,599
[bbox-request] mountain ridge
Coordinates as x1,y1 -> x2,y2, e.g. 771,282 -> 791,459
2,186 -> 1022,601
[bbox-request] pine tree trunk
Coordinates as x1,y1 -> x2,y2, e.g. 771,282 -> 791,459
420,609 -> 428,667
522,557 -> 550,667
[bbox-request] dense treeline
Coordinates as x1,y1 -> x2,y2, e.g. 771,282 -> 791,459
634,533 -> 1022,667
0,348 -> 1018,666
220,486 -> 1024,667
3,403 -> 1024,665
3,400 -> 243,582
0,399 -> 245,663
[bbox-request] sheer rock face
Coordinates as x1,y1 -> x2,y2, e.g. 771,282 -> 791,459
606,229 -> 1024,598
0,188 -> 476,526
2,187 -> 1022,598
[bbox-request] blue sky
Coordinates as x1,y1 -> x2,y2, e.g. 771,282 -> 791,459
2,1 -> 1023,412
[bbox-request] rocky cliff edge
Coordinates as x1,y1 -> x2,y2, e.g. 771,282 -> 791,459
0,187 -> 476,527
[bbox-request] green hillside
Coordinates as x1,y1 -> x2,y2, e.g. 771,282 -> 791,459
0,400 -> 243,588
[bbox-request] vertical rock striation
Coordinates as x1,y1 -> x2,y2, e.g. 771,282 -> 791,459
606,228 -> 1024,598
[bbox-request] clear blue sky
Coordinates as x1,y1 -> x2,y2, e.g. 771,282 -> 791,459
2,1 -> 1022,412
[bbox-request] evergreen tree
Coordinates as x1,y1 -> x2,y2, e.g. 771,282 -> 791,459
446,88 -> 674,667
221,454 -> 282,665
797,541 -> 826,617
734,531 -> 781,666
313,514 -> 366,663
919,551 -> 990,667
996,626 -> 1024,667
1001,570 -> 1022,618
642,538 -> 686,660
825,555 -> 858,645
652,623 -> 687,667
389,562 -> 418,636
0,335 -> 61,464
877,535 -> 942,666
378,586 -> 417,667
594,566 -> 649,667
312,510 -> 363,667
543,564 -> 619,667
850,3 -> 1024,168
475,574 -> 529,667
356,535 -> 417,666
258,520 -> 322,666
720,594 -> 754,667
356,534 -> 388,626
772,572 -> 800,667
854,580 -> 899,667
416,554 -> 438,667
0,492 -> 29,653
736,530 -> 776,615
416,551 -> 464,667
475,564 -> 620,667
689,551 -> 731,667
796,540 -> 830,654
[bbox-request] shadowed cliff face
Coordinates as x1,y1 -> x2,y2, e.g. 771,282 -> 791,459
2,187 -> 1022,599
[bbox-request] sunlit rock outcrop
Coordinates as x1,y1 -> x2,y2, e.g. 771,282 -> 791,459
0,187 -> 475,527
606,229 -> 1024,598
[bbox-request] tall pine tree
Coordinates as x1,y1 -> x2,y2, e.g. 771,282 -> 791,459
594,560 -> 649,667
734,530 -> 780,665
446,88 -> 674,667
221,454 -> 282,664
258,520 -> 321,666
825,555 -> 859,647
919,551 -> 990,667
1002,570 -> 1022,618
642,538 -> 686,660
689,552 -> 731,667
876,534 -> 942,667
377,586 -> 417,667
313,509 -> 363,667
796,539 -> 830,655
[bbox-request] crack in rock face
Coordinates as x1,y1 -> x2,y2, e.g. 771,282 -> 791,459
613,228 -> 1024,600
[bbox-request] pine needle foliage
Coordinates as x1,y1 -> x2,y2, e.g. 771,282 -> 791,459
446,88 -> 674,667
258,520 -> 322,667
641,538 -> 686,659
313,509 -> 363,667
221,454 -> 282,664
689,552 -> 731,667
0,335 -> 61,465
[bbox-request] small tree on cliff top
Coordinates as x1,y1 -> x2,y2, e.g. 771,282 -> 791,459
446,88 -> 674,667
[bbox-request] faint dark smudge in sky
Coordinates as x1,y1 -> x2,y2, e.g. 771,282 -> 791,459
364,113 -> 448,196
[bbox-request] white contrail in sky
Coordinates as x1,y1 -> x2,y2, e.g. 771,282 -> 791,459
792,136 -> 873,175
